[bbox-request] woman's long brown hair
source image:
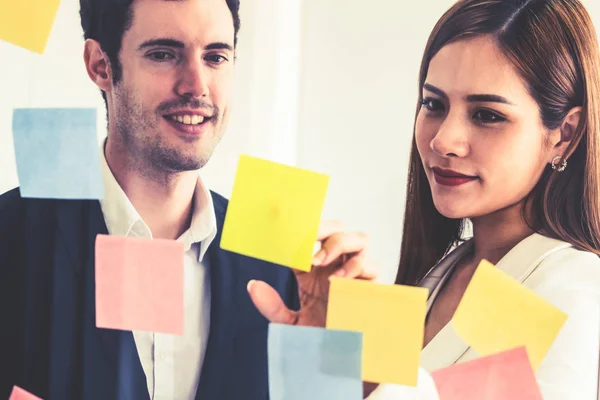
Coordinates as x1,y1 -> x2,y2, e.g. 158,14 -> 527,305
396,0 -> 600,285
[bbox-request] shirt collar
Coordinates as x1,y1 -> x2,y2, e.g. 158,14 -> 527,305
98,141 -> 217,262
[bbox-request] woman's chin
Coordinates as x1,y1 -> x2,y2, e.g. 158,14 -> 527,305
433,201 -> 469,220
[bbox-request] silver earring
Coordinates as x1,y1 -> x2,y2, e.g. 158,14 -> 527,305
551,156 -> 567,172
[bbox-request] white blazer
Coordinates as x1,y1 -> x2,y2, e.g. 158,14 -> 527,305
368,233 -> 600,400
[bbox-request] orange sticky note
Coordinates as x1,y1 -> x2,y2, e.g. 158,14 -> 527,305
326,278 -> 428,386
452,260 -> 568,370
431,347 -> 543,400
0,0 -> 61,54
9,386 -> 43,400
221,155 -> 329,272
95,234 -> 184,335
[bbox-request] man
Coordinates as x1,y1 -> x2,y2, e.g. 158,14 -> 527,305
0,0 -> 374,399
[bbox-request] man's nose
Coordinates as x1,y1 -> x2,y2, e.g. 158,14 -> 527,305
175,57 -> 209,99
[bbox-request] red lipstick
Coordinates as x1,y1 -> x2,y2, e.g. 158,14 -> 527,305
432,167 -> 478,187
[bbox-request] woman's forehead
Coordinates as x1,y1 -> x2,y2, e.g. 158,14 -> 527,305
426,37 -> 531,103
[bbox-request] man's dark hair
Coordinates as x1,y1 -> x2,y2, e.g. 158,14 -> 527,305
80,0 -> 240,108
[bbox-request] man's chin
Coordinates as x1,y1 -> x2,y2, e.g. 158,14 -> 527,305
167,157 -> 210,172
146,150 -> 208,172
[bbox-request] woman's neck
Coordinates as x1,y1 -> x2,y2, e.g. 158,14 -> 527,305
469,201 -> 535,267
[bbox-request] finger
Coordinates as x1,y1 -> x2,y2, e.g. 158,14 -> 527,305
247,280 -> 298,325
313,221 -> 345,265
332,254 -> 378,280
316,220 -> 344,241
314,231 -> 369,266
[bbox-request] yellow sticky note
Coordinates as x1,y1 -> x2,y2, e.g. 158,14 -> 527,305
452,260 -> 568,370
326,278 -> 428,385
220,155 -> 329,272
0,0 -> 61,54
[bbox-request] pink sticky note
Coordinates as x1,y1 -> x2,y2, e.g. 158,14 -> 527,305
431,347 -> 543,400
9,386 -> 43,400
95,234 -> 184,334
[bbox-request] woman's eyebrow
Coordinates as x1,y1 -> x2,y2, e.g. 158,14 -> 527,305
423,83 -> 516,106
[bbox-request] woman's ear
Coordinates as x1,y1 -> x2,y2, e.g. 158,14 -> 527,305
83,39 -> 113,93
548,106 -> 582,161
558,106 -> 582,145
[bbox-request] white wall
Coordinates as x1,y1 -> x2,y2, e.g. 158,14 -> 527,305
1,0 -> 600,283
297,0 -> 456,283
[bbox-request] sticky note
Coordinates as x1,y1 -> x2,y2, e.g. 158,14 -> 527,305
268,324 -> 363,400
95,234 -> 184,334
431,347 -> 543,400
0,0 -> 61,54
9,386 -> 43,400
326,278 -> 428,385
220,155 -> 329,272
12,108 -> 104,200
452,260 -> 568,370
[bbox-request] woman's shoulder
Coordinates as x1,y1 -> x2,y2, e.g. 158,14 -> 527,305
527,235 -> 600,294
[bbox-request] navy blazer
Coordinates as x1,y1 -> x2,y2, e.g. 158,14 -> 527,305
0,188 -> 300,400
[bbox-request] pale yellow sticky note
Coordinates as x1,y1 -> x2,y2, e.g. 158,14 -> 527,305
326,278 -> 428,386
452,260 -> 568,370
220,155 -> 329,272
0,0 -> 61,54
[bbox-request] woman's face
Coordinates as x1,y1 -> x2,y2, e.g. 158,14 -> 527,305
416,36 -> 557,219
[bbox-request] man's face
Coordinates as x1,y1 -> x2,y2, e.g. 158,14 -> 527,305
109,0 -> 235,172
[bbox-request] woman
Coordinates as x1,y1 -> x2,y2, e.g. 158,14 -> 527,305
251,0 -> 600,398
369,0 -> 600,398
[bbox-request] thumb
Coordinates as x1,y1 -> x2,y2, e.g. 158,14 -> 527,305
247,280 -> 298,325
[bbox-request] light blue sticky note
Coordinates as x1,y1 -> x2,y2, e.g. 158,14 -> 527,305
268,323 -> 363,400
12,108 -> 104,199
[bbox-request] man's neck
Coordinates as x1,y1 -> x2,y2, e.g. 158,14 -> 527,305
105,139 -> 197,240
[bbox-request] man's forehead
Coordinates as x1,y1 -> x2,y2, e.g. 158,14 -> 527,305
127,0 -> 234,45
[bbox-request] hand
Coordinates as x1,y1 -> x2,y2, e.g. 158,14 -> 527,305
247,220 -> 377,327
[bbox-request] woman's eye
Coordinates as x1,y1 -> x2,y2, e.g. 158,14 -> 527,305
473,109 -> 505,124
421,98 -> 444,112
148,51 -> 175,62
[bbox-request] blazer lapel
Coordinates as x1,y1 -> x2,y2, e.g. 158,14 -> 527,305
494,233 -> 571,283
420,233 -> 572,372
55,200 -> 148,399
421,321 -> 472,371
420,241 -> 474,371
195,203 -> 238,400
84,200 -> 149,400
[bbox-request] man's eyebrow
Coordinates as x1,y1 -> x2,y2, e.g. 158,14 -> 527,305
205,42 -> 234,52
137,38 -> 234,52
137,38 -> 185,51
423,83 -> 516,106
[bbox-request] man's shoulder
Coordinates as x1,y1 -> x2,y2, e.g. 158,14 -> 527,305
0,187 -> 23,208
209,190 -> 228,211
0,188 -> 27,259
0,188 -> 25,224
207,190 -> 299,303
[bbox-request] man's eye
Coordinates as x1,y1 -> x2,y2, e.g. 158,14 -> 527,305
148,51 -> 175,61
206,54 -> 228,64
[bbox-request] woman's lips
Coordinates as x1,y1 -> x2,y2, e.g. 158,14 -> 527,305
432,167 -> 478,187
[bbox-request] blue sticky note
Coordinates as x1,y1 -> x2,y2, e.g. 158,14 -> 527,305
12,108 -> 104,199
268,324 -> 363,400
